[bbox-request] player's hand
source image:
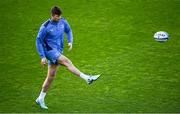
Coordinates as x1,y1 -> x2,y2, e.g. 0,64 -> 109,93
68,43 -> 72,51
41,57 -> 47,67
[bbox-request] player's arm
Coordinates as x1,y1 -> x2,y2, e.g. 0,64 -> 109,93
64,19 -> 73,51
36,25 -> 47,66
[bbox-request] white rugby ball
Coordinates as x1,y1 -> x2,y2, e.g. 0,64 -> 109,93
154,31 -> 169,42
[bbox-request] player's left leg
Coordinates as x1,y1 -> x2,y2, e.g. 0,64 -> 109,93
57,54 -> 100,84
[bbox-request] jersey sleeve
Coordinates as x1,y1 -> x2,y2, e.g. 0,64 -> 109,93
36,25 -> 47,59
64,19 -> 73,43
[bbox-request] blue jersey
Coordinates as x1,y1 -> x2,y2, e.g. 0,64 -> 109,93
36,18 -> 73,59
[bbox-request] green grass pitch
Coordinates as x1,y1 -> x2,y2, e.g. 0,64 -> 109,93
0,0 -> 180,113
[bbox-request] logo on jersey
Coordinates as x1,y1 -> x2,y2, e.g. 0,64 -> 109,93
59,25 -> 64,29
50,29 -> 54,32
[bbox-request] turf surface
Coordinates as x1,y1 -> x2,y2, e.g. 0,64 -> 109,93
0,0 -> 180,113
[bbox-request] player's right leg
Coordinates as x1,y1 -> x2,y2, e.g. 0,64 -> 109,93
36,64 -> 59,109
57,54 -> 100,84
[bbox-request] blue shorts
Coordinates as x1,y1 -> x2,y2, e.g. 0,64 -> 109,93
45,50 -> 62,65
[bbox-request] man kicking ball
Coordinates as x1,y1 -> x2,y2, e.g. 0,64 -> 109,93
35,6 -> 100,109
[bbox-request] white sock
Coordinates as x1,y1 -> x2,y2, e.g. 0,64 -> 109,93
38,91 -> 46,101
80,73 -> 90,81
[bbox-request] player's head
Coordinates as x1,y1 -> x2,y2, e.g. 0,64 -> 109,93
51,6 -> 62,22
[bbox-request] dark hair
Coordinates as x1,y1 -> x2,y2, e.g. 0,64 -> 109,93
51,6 -> 62,16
